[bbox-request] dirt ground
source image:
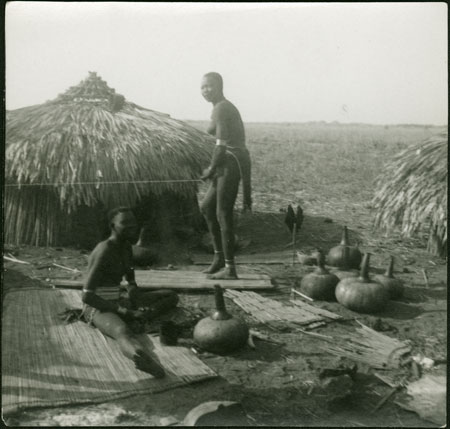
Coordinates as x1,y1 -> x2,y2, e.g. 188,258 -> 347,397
2,203 -> 447,427
2,123 -> 447,426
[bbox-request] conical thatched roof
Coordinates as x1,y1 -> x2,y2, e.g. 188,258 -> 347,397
5,71 -> 213,246
373,132 -> 448,256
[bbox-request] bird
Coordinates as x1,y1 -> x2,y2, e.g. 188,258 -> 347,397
296,205 -> 304,230
284,205 -> 295,233
284,204 -> 304,234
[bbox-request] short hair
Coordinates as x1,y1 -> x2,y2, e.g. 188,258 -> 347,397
107,206 -> 134,224
204,72 -> 223,91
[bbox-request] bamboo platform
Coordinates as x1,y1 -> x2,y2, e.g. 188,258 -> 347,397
51,269 -> 274,291
2,288 -> 217,415
224,290 -> 341,330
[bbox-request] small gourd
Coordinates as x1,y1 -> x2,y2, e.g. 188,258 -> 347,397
299,250 -> 339,301
193,285 -> 249,354
327,226 -> 362,269
373,256 -> 404,300
335,253 -> 389,314
183,401 -> 247,426
132,228 -> 159,266
329,246 -> 359,280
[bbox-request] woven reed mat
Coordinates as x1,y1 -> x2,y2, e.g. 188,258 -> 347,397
224,290 -> 341,330
2,288 -> 217,415
52,269 -> 274,290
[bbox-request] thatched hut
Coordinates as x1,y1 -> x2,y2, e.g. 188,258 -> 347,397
373,132 -> 447,257
5,72 -> 213,248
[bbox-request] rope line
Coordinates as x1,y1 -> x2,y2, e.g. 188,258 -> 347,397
4,179 -> 204,187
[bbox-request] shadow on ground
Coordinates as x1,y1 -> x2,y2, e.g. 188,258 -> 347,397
233,211 -> 363,255
2,268 -> 47,295
402,285 -> 447,302
377,301 -> 424,320
227,341 -> 289,363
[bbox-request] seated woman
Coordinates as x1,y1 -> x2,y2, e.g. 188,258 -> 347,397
81,206 -> 179,377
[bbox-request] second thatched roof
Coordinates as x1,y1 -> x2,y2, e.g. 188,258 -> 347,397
373,132 -> 448,256
6,71 -> 213,212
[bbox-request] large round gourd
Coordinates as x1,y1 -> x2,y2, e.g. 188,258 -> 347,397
193,285 -> 249,354
299,251 -> 339,301
373,256 -> 404,300
327,226 -> 362,269
329,245 -> 359,280
335,253 -> 389,314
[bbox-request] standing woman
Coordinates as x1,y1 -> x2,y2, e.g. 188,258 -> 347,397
200,72 -> 252,279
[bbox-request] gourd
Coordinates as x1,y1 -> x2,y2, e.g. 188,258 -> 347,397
299,250 -> 339,301
132,228 -> 159,266
335,253 -> 390,314
327,226 -> 362,269
183,401 -> 247,426
373,256 -> 404,300
193,285 -> 249,354
329,246 -> 359,280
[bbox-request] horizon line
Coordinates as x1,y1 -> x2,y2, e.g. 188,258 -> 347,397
183,119 -> 448,128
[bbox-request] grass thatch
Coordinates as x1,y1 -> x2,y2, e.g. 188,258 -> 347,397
372,132 -> 447,256
5,72 -> 213,246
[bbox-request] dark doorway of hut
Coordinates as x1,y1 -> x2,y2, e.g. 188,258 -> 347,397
132,192 -> 206,266
60,192 -> 206,266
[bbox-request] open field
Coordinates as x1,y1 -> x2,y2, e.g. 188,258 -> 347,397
193,121 -> 445,217
3,122 -> 447,426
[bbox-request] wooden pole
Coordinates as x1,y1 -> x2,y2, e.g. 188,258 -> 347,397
291,288 -> 314,302
421,269 -> 430,288
292,222 -> 297,266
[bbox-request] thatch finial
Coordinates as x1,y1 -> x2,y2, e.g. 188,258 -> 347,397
54,72 -> 117,104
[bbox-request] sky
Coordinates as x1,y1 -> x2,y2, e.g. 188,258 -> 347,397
5,2 -> 448,125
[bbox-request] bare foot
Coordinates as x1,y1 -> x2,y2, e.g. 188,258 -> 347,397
133,350 -> 166,378
202,254 -> 225,274
207,266 -> 238,280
